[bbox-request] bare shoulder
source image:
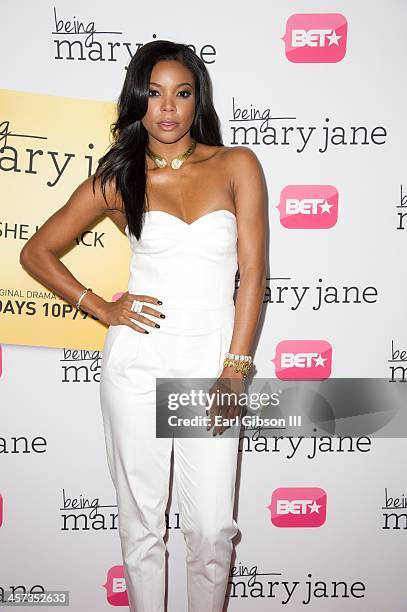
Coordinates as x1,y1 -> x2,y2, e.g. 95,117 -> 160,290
220,145 -> 264,193
221,145 -> 262,176
221,146 -> 267,222
196,143 -> 260,168
222,144 -> 258,157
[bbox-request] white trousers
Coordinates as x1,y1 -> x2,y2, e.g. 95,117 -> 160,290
99,306 -> 240,612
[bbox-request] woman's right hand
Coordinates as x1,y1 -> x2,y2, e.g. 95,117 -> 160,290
99,292 -> 165,333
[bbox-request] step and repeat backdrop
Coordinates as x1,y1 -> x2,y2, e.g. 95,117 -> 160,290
1,1 -> 406,610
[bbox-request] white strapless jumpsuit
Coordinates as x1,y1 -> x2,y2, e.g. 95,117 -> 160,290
99,209 -> 240,612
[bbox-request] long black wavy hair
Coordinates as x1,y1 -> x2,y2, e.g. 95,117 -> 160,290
92,39 -> 223,241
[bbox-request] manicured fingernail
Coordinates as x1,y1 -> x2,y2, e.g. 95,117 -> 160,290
155,324 -> 160,328
144,330 -> 149,334
157,300 -> 163,305
160,314 -> 166,318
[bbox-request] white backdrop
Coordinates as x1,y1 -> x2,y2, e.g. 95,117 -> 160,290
1,1 -> 407,610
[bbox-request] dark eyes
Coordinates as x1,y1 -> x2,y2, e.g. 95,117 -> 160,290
148,89 -> 192,98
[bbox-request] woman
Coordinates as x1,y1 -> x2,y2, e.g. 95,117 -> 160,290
20,40 -> 267,612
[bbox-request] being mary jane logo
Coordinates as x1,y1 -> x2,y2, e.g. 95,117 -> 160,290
51,7 -> 217,69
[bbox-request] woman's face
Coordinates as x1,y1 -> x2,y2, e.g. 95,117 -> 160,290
141,59 -> 196,144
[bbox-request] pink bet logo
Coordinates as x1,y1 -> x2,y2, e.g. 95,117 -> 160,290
278,185 -> 339,229
267,487 -> 327,527
282,13 -> 348,62
272,340 -> 332,380
102,565 -> 129,606
112,292 -> 125,302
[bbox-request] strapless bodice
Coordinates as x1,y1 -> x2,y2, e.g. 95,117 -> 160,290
124,209 -> 238,310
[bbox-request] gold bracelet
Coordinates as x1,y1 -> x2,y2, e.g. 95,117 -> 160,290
75,287 -> 92,311
223,352 -> 253,378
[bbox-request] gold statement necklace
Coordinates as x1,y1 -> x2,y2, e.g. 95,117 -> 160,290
146,138 -> 197,170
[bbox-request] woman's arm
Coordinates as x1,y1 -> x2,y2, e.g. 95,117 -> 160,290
20,176 -> 170,332
19,175 -> 119,323
222,146 -> 268,377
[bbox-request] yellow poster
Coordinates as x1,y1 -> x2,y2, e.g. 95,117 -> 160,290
0,89 -> 131,351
